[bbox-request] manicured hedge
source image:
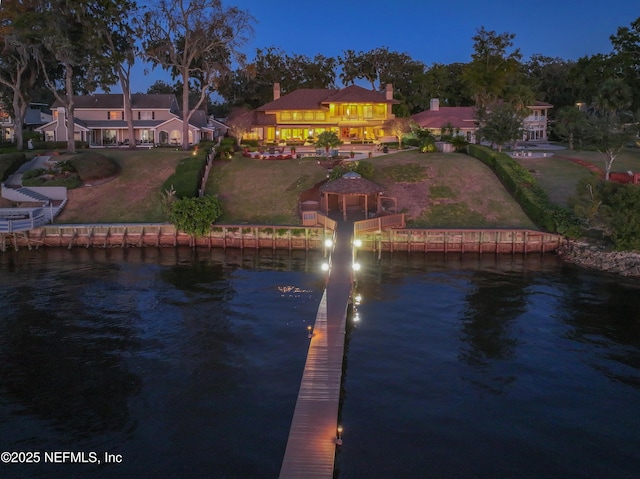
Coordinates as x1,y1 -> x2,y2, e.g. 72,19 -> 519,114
467,144 -> 581,237
31,140 -> 89,150
162,151 -> 208,199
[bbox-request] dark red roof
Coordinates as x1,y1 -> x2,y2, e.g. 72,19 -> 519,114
257,85 -> 397,112
323,85 -> 399,104
258,89 -> 337,111
411,106 -> 477,130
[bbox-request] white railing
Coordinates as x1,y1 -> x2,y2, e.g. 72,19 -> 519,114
0,208 -> 46,232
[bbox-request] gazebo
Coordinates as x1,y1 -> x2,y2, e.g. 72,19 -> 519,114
319,172 -> 387,221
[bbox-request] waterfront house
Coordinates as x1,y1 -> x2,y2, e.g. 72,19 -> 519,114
243,83 -> 400,145
412,99 -> 553,143
35,94 -> 217,147
0,102 -> 52,142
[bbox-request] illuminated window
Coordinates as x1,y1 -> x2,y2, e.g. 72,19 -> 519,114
103,129 -> 117,144
316,112 -> 326,121
292,111 -> 303,121
139,129 -> 152,142
281,112 -> 291,121
346,105 -> 358,119
107,111 -> 123,120
363,105 -> 373,119
303,111 -> 314,121
374,105 -> 386,116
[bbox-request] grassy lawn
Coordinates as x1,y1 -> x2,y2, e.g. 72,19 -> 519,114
368,150 -> 537,229
55,148 -> 188,223
513,147 -> 640,207
512,155 -> 593,207
47,146 -> 626,229
554,147 -> 640,173
205,155 -> 328,224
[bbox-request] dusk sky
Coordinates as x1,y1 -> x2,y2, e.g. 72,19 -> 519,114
130,0 -> 639,93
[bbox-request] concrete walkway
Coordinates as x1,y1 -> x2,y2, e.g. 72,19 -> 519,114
4,155 -> 52,187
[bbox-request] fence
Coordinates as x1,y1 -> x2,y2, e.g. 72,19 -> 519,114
0,223 -> 329,252
197,150 -> 215,197
301,211 -> 337,231
0,208 -> 46,233
354,228 -> 564,254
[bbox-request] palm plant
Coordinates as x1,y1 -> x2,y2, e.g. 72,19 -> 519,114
315,131 -> 341,156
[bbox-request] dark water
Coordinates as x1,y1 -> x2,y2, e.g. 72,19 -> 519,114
338,253 -> 640,479
1,249 -> 639,479
0,248 -> 323,479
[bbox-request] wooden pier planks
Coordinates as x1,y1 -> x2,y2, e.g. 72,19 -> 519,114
279,222 -> 353,479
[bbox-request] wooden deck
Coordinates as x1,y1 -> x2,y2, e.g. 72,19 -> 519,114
279,221 -> 353,479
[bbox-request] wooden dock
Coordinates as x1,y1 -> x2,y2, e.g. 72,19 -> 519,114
279,221 -> 353,479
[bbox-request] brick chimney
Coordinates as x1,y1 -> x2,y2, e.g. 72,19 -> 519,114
273,83 -> 281,101
430,98 -> 440,111
385,84 -> 393,101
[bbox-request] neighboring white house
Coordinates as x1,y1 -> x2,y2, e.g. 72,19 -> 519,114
0,102 -> 52,141
522,101 -> 553,141
35,94 -> 218,147
412,99 -> 553,143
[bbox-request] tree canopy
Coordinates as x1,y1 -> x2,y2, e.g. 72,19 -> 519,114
477,103 -> 523,152
141,0 -> 253,150
0,5 -> 639,155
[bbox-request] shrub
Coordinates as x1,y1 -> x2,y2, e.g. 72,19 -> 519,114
467,144 -> 581,237
214,144 -> 234,161
0,152 -> 27,181
54,159 -> 76,172
573,179 -> 640,250
403,138 -> 421,148
22,168 -> 48,180
328,160 -> 374,181
162,152 -> 207,198
70,152 -> 120,181
31,140 -> 88,151
170,195 -> 223,236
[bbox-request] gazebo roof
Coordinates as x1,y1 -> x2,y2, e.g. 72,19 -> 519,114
320,172 -> 385,195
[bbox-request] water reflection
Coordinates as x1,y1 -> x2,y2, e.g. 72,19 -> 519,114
0,261 -> 141,434
338,252 -> 640,479
558,269 -> 640,388
459,272 -> 530,367
0,247 -> 322,479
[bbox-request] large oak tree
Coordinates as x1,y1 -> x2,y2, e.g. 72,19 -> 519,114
141,0 -> 253,150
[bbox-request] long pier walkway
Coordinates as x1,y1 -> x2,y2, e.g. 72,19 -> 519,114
279,220 -> 353,479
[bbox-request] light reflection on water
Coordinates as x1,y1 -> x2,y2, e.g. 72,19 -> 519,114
338,251 -> 640,479
0,247 -> 323,479
0,248 -> 639,478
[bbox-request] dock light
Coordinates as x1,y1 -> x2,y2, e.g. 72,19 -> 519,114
321,262 -> 330,272
353,311 -> 360,322
324,238 -> 333,248
335,425 -> 343,445
354,294 -> 362,305
307,325 -> 313,338
352,262 -> 361,271
353,239 -> 362,248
